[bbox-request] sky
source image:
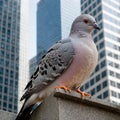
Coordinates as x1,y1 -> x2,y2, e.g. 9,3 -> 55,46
28,0 -> 39,59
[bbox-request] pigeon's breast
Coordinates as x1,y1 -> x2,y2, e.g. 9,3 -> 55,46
57,39 -> 98,89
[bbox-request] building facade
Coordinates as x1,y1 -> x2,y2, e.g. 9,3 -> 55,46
36,0 -> 80,62
81,0 -> 120,105
0,0 -> 29,113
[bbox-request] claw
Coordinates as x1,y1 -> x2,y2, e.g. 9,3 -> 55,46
76,89 -> 91,100
55,85 -> 71,93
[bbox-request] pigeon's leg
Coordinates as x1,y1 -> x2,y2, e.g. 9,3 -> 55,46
76,88 -> 91,99
55,86 -> 71,92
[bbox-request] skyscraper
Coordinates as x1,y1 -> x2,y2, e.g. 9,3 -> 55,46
81,0 -> 120,105
18,0 -> 29,111
0,0 -> 29,113
37,0 -> 80,60
29,0 -> 80,76
29,56 -> 37,77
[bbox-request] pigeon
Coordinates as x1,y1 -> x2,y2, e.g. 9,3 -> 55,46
15,14 -> 100,120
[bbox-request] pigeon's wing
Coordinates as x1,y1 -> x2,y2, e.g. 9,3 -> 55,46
20,38 -> 75,101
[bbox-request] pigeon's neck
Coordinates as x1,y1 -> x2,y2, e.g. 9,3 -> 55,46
69,30 -> 92,39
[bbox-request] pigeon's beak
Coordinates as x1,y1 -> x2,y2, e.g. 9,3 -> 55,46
93,23 -> 100,30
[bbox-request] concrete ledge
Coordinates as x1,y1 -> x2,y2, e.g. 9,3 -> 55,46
0,110 -> 16,120
30,89 -> 120,120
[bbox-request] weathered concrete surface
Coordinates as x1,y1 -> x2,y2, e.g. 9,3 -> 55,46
0,110 -> 16,120
30,89 -> 120,120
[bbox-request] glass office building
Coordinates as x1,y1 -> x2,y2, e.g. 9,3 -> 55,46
29,56 -> 37,77
0,0 -> 20,113
0,0 -> 29,113
36,0 -> 80,62
81,0 -> 120,105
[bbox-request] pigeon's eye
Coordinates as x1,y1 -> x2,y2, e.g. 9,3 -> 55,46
84,19 -> 88,24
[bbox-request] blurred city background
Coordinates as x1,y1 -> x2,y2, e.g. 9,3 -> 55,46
0,0 -> 120,115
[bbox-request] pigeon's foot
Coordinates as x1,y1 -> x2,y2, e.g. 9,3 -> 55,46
76,89 -> 91,99
55,85 -> 71,92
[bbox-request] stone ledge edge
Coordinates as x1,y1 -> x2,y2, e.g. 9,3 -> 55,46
53,89 -> 120,114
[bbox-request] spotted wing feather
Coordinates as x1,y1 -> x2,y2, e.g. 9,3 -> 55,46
20,38 -> 75,101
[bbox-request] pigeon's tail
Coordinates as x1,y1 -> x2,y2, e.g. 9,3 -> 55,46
15,103 -> 34,120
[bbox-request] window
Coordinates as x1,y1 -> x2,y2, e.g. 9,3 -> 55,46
9,87 -> 13,96
14,105 -> 17,112
96,74 -> 100,82
90,79 -> 94,86
102,80 -> 107,88
96,84 -> 101,92
5,69 -> 9,76
93,10 -> 96,16
80,86 -> 84,91
2,28 -> 6,33
4,95 -> 7,101
91,88 -> 95,95
93,2 -> 96,8
3,102 -> 7,108
0,85 -> 2,92
103,91 -> 108,98
117,83 -> 120,89
6,53 -> 10,59
0,50 -> 5,57
99,41 -> 104,49
101,71 -> 107,78
84,2 -> 87,8
97,5 -> 101,12
4,87 -> 8,94
97,0 -> 101,4
116,73 -> 120,79
10,80 -> 14,87
99,32 -> 103,39
0,67 -> 3,75
99,22 -> 103,29
114,54 -> 118,60
1,42 -> 5,49
95,65 -> 99,72
107,51 -> 112,57
109,70 -> 114,77
5,78 -> 8,85
98,14 -> 102,21
9,96 -> 13,103
111,90 -> 117,97
110,81 -> 115,87
9,104 -> 12,109
118,93 -> 120,99
0,58 -> 4,65
14,98 -> 18,104
89,6 -> 91,11
114,63 -> 119,69
85,82 -> 89,90
99,50 -> 105,59
97,94 -> 102,99
100,60 -> 106,68
107,60 -> 113,67
11,54 -> 15,60
0,76 -> 3,84
5,61 -> 9,67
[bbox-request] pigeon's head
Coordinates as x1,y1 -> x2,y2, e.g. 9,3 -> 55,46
71,14 -> 100,34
